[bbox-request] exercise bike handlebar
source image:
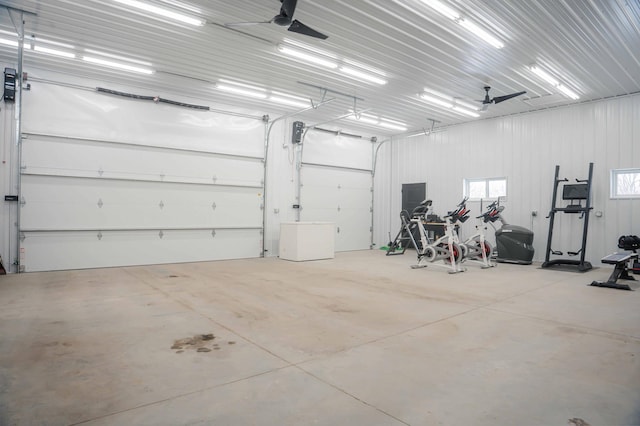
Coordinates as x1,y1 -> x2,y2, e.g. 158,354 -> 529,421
445,198 -> 471,223
479,203 -> 505,223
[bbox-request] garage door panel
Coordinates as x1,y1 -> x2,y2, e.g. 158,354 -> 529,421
300,165 -> 372,252
340,188 -> 373,208
23,84 -> 265,158
302,131 -> 373,171
337,209 -> 372,251
20,228 -> 262,272
22,136 -> 263,187
300,208 -> 338,223
21,176 -> 262,230
300,188 -> 339,210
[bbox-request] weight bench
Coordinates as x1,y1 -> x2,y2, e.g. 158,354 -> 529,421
590,252 -> 638,291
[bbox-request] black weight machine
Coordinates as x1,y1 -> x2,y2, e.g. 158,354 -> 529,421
541,163 -> 594,272
386,200 -> 433,255
590,235 -> 640,291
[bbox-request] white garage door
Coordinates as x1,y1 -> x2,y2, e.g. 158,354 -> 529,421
18,82 -> 265,272
299,130 -> 373,252
300,164 -> 373,251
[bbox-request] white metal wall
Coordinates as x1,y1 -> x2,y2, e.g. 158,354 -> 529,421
17,80 -> 266,271
374,94 -> 640,264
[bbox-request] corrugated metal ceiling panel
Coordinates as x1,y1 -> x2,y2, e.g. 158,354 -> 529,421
0,0 -> 638,135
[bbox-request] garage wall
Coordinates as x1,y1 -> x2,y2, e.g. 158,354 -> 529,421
0,65 -> 377,272
374,93 -> 640,264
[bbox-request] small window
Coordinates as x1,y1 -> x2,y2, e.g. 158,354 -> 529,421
464,177 -> 507,200
611,169 -> 640,199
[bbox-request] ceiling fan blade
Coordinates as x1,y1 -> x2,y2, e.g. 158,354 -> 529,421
480,104 -> 489,112
225,20 -> 272,27
280,0 -> 298,18
287,20 -> 328,39
492,91 -> 526,104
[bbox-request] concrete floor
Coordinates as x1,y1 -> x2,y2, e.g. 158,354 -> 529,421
0,250 -> 639,426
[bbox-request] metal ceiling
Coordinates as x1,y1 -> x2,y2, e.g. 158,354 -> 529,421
0,0 -> 639,136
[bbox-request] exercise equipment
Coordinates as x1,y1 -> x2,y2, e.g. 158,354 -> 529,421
460,201 -> 497,268
590,235 -> 640,291
411,198 -> 467,274
386,200 -> 433,255
448,197 -> 470,259
542,163 -> 594,271
487,198 -> 535,265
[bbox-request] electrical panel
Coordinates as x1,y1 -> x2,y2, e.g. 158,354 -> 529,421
4,68 -> 16,102
292,121 -> 304,144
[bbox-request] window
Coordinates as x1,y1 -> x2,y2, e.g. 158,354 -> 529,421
464,177 -> 507,200
611,168 -> 640,199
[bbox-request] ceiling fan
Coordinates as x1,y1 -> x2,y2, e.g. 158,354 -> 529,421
225,0 -> 328,40
479,86 -> 526,111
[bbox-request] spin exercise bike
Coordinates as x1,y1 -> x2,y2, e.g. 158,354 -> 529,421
410,198 -> 468,274
459,200 -> 497,269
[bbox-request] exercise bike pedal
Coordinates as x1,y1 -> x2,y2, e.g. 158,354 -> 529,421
551,250 -> 563,256
567,251 -> 579,256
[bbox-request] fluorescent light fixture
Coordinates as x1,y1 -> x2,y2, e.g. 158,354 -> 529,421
277,45 -> 338,69
423,87 -> 454,101
530,65 -> 580,100
379,121 -> 408,131
269,96 -> 310,108
420,93 -> 454,108
216,81 -> 311,106
218,79 -> 265,91
356,111 -> 380,120
269,92 -> 310,108
281,38 -> 335,57
557,84 -> 580,100
0,38 -> 18,47
346,110 -> 408,131
347,114 -> 379,125
423,88 -> 480,110
83,56 -> 155,74
454,99 -> 479,111
419,0 -> 459,20
217,84 -> 267,99
451,106 -> 480,117
339,66 -> 387,85
458,19 -> 504,49
380,117 -> 407,127
530,65 -> 559,86
29,37 -> 74,49
85,48 -> 152,66
419,0 -> 504,48
34,46 -> 76,59
113,0 -> 205,26
420,92 -> 480,118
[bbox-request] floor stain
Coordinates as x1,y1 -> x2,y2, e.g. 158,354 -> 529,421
171,334 -> 222,353
569,418 -> 591,426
